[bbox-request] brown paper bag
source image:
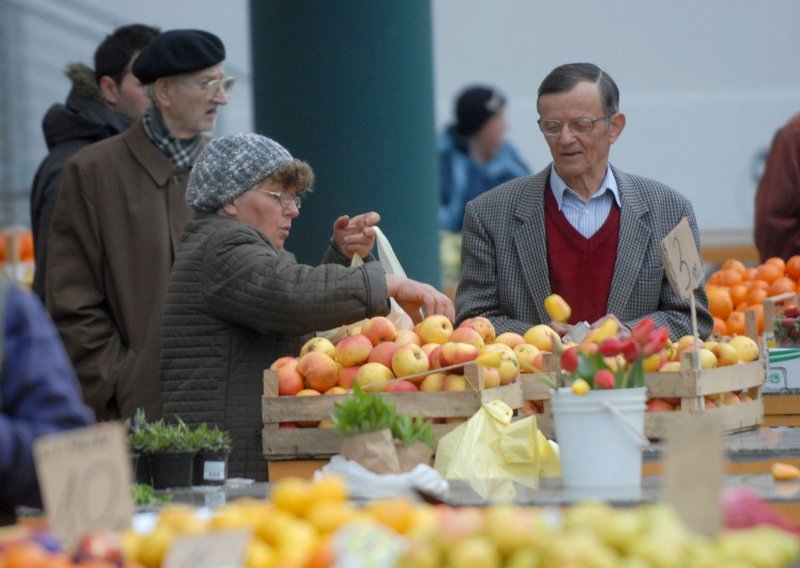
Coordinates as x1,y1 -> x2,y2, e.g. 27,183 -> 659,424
395,441 -> 433,472
339,429 -> 401,475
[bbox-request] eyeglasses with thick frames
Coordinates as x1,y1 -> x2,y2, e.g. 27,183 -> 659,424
175,75 -> 236,99
537,113 -> 614,136
255,189 -> 303,210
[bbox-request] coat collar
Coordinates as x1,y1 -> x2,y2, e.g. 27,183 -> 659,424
511,163 -> 652,323
124,119 -> 209,186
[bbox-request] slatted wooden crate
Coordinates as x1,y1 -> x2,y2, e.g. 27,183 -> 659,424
519,352 -> 764,440
262,362 -> 523,461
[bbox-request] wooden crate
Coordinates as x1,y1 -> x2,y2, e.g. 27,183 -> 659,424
519,353 -> 764,440
262,362 -> 523,461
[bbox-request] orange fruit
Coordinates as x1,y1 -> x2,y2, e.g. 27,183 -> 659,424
707,271 -> 722,286
18,231 -> 34,262
768,276 -> 797,297
746,288 -> 768,306
707,287 -> 733,320
765,257 -> 787,275
742,267 -> 758,281
712,316 -> 728,336
721,259 -> 747,274
756,263 -> 783,284
735,302 -> 748,313
745,279 -> 769,292
786,255 -> 800,281
716,269 -> 743,287
725,311 -> 746,336
729,284 -> 748,306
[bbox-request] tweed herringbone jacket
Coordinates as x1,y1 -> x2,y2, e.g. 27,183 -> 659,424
455,164 -> 713,340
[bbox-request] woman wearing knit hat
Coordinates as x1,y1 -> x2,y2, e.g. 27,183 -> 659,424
159,133 -> 454,481
438,85 -> 531,295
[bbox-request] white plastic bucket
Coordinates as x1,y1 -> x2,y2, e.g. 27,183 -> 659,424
551,386 -> 648,488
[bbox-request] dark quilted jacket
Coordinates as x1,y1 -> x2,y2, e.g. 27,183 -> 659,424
160,214 -> 389,481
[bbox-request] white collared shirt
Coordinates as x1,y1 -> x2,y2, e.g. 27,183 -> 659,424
549,165 -> 621,238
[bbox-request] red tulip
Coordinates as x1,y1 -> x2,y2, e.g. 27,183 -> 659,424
594,369 -> 615,389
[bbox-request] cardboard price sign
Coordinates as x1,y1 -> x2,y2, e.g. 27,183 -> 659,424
163,530 -> 250,568
33,422 -> 133,545
663,413 -> 724,537
660,217 -> 703,299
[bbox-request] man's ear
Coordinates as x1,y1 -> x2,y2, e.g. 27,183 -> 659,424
153,77 -> 172,108
98,75 -> 119,107
608,112 -> 626,144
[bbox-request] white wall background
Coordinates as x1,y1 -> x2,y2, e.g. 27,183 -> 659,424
432,0 -> 800,244
6,0 -> 800,245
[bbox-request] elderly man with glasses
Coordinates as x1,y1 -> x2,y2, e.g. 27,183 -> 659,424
46,29 -> 233,422
455,62 -> 712,341
159,133 -> 454,480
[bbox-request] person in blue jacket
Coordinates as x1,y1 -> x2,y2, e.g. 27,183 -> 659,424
438,85 -> 530,291
0,278 -> 93,525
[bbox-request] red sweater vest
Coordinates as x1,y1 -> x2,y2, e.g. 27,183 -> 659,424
545,187 -> 620,324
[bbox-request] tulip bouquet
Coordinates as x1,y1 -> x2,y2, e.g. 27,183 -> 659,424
542,294 -> 670,394
557,317 -> 670,394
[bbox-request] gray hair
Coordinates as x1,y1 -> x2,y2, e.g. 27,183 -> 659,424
537,63 -> 619,117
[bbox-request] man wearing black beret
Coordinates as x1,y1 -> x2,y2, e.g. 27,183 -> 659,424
45,29 -> 233,422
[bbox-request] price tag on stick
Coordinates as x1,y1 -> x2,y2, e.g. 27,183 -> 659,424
660,217 -> 704,372
33,422 -> 133,547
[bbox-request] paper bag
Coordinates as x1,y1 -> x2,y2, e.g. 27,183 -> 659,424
395,441 -> 433,472
317,227 -> 415,343
434,400 -> 560,480
339,428 -> 401,475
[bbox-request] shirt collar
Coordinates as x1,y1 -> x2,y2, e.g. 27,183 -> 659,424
549,164 -> 621,209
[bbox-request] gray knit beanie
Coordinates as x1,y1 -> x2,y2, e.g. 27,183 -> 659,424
187,133 -> 293,212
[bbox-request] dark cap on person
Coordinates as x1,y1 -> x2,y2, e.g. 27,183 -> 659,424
455,86 -> 506,138
132,29 -> 225,84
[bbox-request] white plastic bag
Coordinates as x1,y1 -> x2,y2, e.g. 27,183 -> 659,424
318,227 -> 414,342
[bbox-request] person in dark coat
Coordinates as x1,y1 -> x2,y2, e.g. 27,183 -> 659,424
46,29 -> 232,422
160,133 -> 454,481
0,278 -> 94,525
30,24 -> 160,300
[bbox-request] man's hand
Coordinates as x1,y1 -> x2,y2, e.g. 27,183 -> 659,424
386,274 -> 455,324
549,321 -> 573,338
332,212 -> 381,259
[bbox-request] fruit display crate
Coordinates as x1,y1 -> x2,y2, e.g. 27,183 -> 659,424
519,353 -> 764,440
261,362 -> 523,461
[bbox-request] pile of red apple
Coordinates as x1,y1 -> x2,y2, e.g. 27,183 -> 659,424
268,316 -> 564,404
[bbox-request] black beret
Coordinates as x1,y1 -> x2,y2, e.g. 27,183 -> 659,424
132,29 -> 225,84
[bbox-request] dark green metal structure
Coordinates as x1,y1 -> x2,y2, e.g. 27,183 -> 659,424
249,0 -> 441,286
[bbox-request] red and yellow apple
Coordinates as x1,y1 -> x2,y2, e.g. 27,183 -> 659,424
297,352 -> 339,393
392,344 -> 430,378
334,333 -> 373,367
416,314 -> 454,345
361,316 -> 397,346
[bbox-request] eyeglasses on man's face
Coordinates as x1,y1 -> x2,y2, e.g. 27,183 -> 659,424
537,113 -> 614,136
175,75 -> 236,99
255,189 -> 303,210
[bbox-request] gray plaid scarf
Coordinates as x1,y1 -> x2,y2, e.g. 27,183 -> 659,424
141,106 -> 201,170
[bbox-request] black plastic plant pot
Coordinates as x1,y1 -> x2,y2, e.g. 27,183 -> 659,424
132,452 -> 152,485
148,451 -> 196,489
192,450 -> 230,486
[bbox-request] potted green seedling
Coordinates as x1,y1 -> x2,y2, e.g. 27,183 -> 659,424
391,413 -> 435,472
191,423 -> 233,486
131,418 -> 198,489
332,384 -> 401,474
126,408 -> 152,485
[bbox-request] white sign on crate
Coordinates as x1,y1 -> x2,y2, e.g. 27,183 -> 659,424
659,217 -> 703,300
